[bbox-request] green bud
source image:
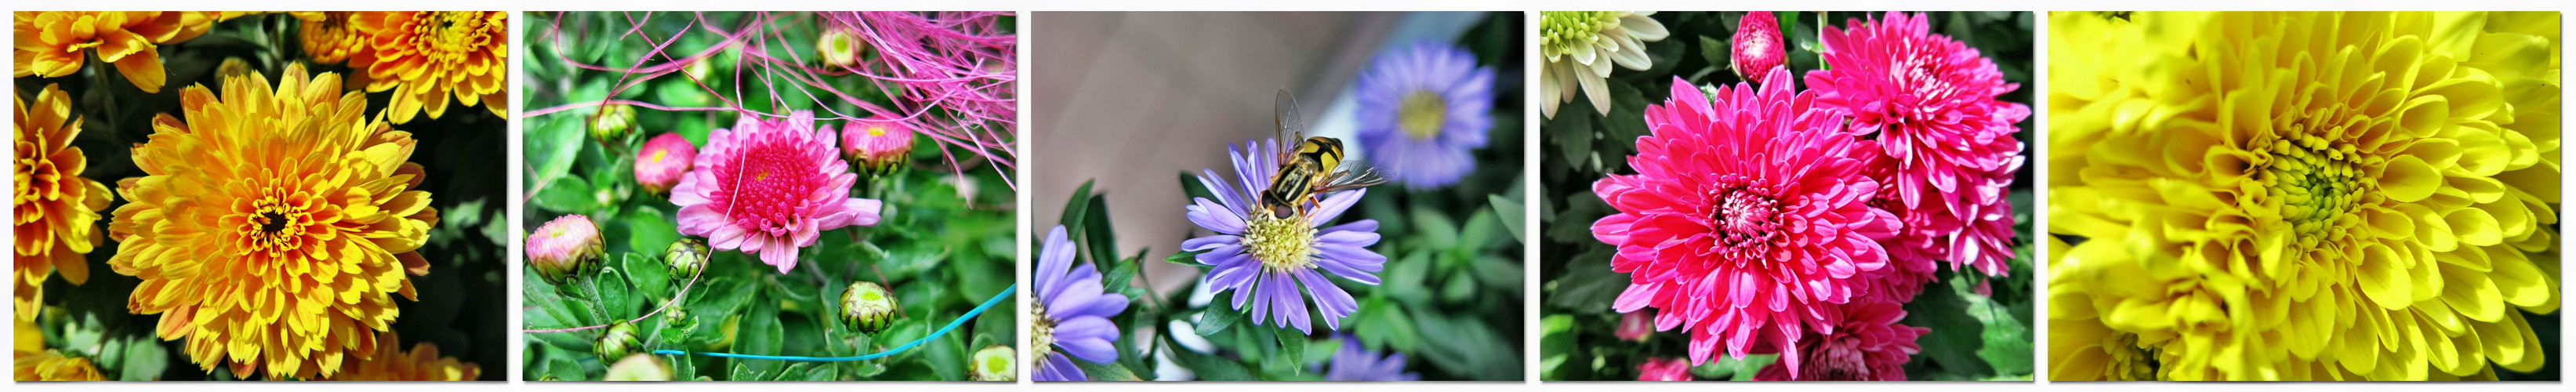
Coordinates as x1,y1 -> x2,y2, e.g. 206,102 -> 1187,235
594,321 -> 642,361
589,103 -> 637,143
665,238 -> 710,280
971,345 -> 1015,382
839,281 -> 899,333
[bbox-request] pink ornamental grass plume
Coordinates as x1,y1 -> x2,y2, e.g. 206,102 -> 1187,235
1752,299 -> 1925,381
636,132 -> 697,194
842,116 -> 916,176
1638,358 -> 1693,381
673,111 -> 884,273
1730,12 -> 1786,82
1591,71 -> 1899,374
1804,12 -> 2027,278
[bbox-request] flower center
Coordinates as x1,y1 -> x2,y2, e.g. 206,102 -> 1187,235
1799,335 -> 1874,381
2103,332 -> 2158,381
234,194 -> 317,258
1708,179 -> 1782,258
2259,133 -> 2363,245
1540,12 -> 1618,58
1242,211 -> 1319,271
1029,303 -> 1057,358
650,149 -> 669,164
1397,90 -> 1449,140
725,138 -> 821,235
412,12 -> 485,63
869,125 -> 887,137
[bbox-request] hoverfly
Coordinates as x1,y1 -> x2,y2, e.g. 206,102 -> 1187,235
1259,89 -> 1388,220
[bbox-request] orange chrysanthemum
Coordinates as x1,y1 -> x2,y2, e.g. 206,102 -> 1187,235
106,63 -> 441,379
296,12 -> 364,65
11,11 -> 216,93
317,331 -> 481,381
13,84 -> 110,322
347,11 -> 507,124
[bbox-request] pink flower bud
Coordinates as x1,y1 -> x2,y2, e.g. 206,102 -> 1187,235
1638,358 -> 1694,381
1732,12 -> 1786,82
1616,310 -> 1654,341
635,132 -> 697,194
841,117 -> 916,176
526,214 -> 604,285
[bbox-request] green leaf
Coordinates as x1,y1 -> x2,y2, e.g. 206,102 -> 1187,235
622,252 -> 671,302
594,267 -> 637,320
1459,209 -> 1503,252
1412,207 -> 1460,251
1902,274 -> 1992,376
118,338 -> 167,381
1539,314 -> 1576,380
1178,171 -> 1217,202
1058,179 -> 1094,229
1163,335 -> 1257,381
1700,35 -> 1732,71
1100,252 -> 1140,301
1688,353 -> 1778,380
1071,358 -> 1142,381
1410,310 -> 1520,380
526,98 -> 593,198
1547,103 -> 1595,172
1272,326 -> 1306,371
530,178 -> 604,214
739,299 -> 786,378
1488,194 -> 1525,244
1165,249 -> 1208,266
1965,278 -> 2034,376
1350,297 -> 1419,353
1081,193 -> 1120,274
800,364 -> 840,381
546,357 -> 586,381
1194,306 -> 1243,336
622,209 -> 680,262
1546,247 -> 1625,314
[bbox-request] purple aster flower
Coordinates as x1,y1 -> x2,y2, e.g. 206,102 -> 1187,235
1033,225 -> 1129,381
1353,40 -> 1495,190
1184,139 -> 1387,333
1325,335 -> 1420,381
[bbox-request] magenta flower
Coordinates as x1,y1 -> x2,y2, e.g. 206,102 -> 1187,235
635,132 -> 697,194
1804,12 -> 2026,278
526,214 -> 604,285
1730,12 -> 1785,82
1752,299 -> 1925,381
1591,71 -> 1899,373
673,111 -> 884,273
840,115 -> 916,176
1637,358 -> 1694,381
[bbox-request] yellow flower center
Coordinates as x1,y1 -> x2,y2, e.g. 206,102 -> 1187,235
1540,12 -> 1619,58
2258,133 -> 2364,247
2103,332 -> 2158,381
1398,90 -> 1448,140
235,194 -> 318,259
1243,211 -> 1318,271
412,12 -> 486,63
650,150 -> 669,163
1029,303 -> 1056,357
869,125 -> 887,137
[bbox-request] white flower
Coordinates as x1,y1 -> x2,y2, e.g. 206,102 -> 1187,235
1540,11 -> 1669,118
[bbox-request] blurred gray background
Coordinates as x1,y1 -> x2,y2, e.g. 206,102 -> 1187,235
1030,12 -> 1485,296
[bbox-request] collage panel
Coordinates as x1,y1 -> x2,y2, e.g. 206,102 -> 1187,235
1029,11 -> 1526,381
516,11 -> 1019,381
2046,11 -> 2562,381
1536,12 -> 2038,381
13,11 -> 509,380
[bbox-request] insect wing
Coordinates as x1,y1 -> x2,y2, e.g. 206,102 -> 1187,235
1275,88 -> 1306,143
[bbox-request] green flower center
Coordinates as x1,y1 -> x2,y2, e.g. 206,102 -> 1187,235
1398,90 -> 1449,140
1243,211 -> 1319,271
1540,12 -> 1617,58
2259,133 -> 2364,245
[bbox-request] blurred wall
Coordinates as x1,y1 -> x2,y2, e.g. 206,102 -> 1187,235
1031,12 -> 1402,295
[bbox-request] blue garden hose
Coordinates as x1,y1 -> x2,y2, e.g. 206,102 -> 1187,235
652,284 -> 1015,361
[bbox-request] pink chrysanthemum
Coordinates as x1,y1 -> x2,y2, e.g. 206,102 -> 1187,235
1730,12 -> 1785,82
1804,12 -> 2026,278
673,111 -> 884,273
635,132 -> 696,195
1753,299 -> 1925,381
1591,70 -> 1899,373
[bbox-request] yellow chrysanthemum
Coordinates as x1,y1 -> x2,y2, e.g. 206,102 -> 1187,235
346,11 -> 507,124
2048,11 -> 2560,380
11,11 -> 216,93
105,63 -> 441,379
317,332 -> 480,381
296,12 -> 364,65
13,317 -> 104,381
13,84 -> 111,322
